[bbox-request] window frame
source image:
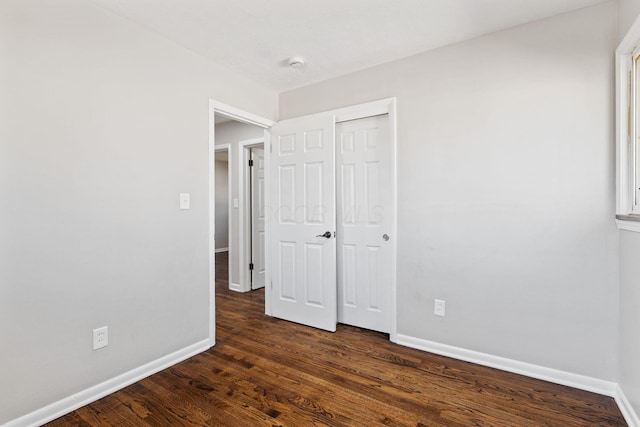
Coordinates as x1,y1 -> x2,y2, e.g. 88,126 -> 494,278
616,19 -> 640,232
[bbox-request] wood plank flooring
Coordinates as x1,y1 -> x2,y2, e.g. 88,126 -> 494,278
46,252 -> 626,426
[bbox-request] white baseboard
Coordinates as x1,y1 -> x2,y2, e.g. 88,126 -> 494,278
6,331 -> 632,427
5,339 -> 210,427
616,385 -> 640,427
229,282 -> 246,292
214,247 -> 229,253
395,334 -> 617,397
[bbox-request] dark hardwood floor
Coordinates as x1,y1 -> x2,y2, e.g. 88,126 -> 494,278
47,251 -> 626,426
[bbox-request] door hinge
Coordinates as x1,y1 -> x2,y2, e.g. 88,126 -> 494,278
249,263 -> 254,270
248,159 -> 254,167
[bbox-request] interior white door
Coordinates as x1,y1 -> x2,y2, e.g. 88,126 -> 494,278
269,114 -> 337,332
251,147 -> 265,290
336,115 -> 391,333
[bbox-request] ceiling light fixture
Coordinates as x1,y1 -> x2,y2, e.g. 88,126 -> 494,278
288,56 -> 305,69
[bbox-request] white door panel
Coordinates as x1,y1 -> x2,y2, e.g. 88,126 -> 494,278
270,115 -> 337,332
337,115 -> 391,333
251,147 -> 266,290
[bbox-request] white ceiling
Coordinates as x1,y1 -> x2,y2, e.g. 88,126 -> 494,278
91,0 -> 607,91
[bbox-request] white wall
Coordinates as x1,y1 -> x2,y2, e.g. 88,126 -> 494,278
619,231 -> 640,419
618,0 -> 640,42
281,2 -> 619,381
617,0 -> 640,421
0,0 -> 277,424
214,159 -> 229,250
214,120 -> 264,288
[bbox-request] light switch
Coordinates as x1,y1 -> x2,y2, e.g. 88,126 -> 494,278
434,299 -> 446,317
180,193 -> 190,210
233,198 -> 239,209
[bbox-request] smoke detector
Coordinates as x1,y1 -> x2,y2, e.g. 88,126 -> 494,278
288,56 -> 305,69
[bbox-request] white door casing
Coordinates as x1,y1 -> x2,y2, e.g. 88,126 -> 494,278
336,115 -> 392,333
209,99 -> 276,346
269,114 -> 337,332
251,147 -> 266,290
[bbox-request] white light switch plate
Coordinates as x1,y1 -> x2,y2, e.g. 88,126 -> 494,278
233,198 -> 239,208
434,299 -> 446,317
180,193 -> 190,209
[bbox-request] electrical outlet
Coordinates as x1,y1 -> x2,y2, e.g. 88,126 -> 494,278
93,326 -> 108,350
434,299 -> 446,317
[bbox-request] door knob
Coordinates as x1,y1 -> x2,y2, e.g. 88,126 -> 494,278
316,231 -> 332,238
382,233 -> 390,241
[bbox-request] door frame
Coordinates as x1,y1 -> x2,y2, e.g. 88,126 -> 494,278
208,99 -> 274,347
265,97 -> 398,342
209,98 -> 397,346
239,137 -> 265,293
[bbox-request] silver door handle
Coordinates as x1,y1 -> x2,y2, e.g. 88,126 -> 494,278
316,231 -> 332,238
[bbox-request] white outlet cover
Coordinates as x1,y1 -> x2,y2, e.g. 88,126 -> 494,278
93,326 -> 108,350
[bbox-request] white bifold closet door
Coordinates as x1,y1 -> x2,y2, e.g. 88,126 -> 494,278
336,115 -> 391,334
270,114 -> 337,332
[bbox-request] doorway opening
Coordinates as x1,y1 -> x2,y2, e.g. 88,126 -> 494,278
214,145 -> 230,285
208,100 -> 274,345
213,113 -> 266,293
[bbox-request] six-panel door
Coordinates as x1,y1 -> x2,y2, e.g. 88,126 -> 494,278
336,115 -> 392,333
269,114 -> 337,332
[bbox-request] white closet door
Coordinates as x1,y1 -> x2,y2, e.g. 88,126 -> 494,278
270,114 -> 337,332
251,147 -> 266,290
336,115 -> 391,333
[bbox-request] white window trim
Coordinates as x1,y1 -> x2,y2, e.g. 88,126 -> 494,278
616,15 -> 640,233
